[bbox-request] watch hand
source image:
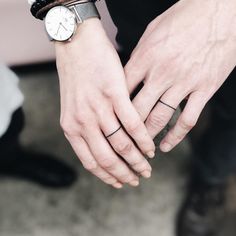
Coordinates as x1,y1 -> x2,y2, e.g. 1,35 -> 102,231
56,24 -> 61,36
60,23 -> 68,31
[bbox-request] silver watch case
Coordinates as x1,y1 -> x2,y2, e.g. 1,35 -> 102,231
45,2 -> 100,42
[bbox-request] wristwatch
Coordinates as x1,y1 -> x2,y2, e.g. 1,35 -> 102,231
44,1 -> 100,42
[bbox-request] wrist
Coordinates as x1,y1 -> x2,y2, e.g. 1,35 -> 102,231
54,18 -> 103,48
74,17 -> 103,38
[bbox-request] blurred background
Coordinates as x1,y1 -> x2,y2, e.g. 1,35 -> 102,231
0,1 -> 236,236
0,0 -> 117,65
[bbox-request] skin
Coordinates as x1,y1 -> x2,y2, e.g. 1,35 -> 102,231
55,19 -> 154,189
125,0 -> 236,153
55,0 -> 236,188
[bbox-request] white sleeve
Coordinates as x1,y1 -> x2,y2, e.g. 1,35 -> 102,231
0,64 -> 24,137
28,0 -> 36,5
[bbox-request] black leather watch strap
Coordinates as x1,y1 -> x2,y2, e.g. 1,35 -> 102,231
31,0 -> 97,20
30,0 -> 55,19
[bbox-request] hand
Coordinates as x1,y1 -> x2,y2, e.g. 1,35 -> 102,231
125,0 -> 236,152
55,19 -> 155,188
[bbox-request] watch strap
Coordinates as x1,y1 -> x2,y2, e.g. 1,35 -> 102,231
36,0 -> 66,20
70,2 -> 100,23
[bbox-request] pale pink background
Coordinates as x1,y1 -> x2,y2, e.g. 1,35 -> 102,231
0,0 -> 117,66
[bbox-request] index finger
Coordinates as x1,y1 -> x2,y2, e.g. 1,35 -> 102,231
112,92 -> 156,158
160,92 -> 208,152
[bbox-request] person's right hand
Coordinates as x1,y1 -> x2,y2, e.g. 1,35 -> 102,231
55,18 -> 155,189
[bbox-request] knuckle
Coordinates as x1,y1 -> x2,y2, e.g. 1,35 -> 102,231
146,21 -> 155,31
74,113 -> 88,127
144,44 -> 156,60
148,113 -> 167,129
60,115 -> 84,136
104,177 -> 117,185
60,118 -> 74,135
120,173 -> 133,183
168,131 -> 182,143
83,160 -> 98,172
99,157 -> 116,170
125,120 -> 141,134
114,141 -> 133,156
102,86 -> 117,99
179,117 -> 196,130
132,161 -> 151,172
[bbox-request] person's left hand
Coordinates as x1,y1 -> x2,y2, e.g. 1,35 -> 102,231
125,0 -> 236,152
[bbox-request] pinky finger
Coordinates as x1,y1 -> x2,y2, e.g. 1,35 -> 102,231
68,136 -> 123,189
160,92 -> 208,152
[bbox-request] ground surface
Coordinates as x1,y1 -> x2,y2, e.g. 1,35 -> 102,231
0,65 -> 235,236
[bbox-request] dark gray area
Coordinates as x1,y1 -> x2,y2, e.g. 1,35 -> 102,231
0,66 -> 235,236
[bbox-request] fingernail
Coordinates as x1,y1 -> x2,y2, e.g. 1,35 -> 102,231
161,142 -> 172,152
113,183 -> 123,189
147,151 -> 155,158
129,180 -> 139,187
142,170 -> 151,179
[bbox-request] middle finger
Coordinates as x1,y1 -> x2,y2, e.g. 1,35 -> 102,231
82,124 -> 140,187
145,85 -> 190,139
100,113 -> 152,179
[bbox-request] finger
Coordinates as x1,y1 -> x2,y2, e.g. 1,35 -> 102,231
146,102 -> 176,140
125,59 -> 178,121
82,124 -> 140,187
67,136 -> 123,189
112,92 -> 156,158
100,113 -> 152,179
160,91 -> 208,152
146,86 -> 189,139
131,82 -> 169,122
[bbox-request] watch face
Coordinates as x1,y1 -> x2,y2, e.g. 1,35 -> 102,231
45,6 -> 76,41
